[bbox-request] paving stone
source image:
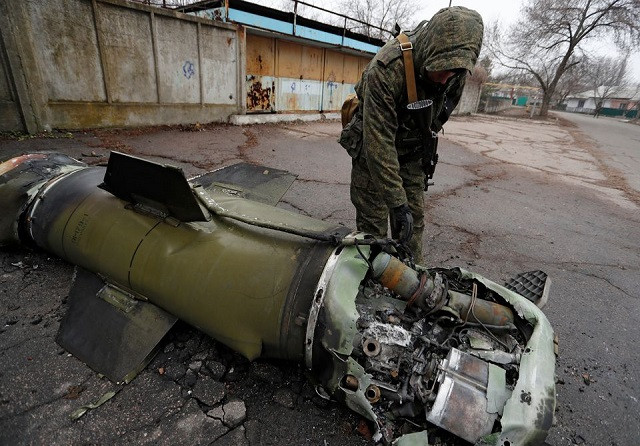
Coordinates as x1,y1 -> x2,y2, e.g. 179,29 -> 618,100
206,406 -> 224,420
221,400 -> 246,427
189,360 -> 203,372
205,360 -> 226,380
192,376 -> 226,406
164,363 -> 187,381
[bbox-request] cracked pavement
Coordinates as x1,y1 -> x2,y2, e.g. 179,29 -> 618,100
1,112 -> 639,445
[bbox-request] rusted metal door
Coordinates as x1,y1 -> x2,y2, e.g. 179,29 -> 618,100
246,34 -> 276,112
246,33 -> 372,113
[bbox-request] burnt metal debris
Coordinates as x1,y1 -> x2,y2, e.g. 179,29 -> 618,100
0,152 -> 557,445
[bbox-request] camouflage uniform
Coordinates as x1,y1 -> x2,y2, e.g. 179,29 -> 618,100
339,7 -> 483,261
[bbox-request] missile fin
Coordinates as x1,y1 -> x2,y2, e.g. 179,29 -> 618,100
56,267 -> 177,383
191,162 -> 297,206
99,151 -> 208,222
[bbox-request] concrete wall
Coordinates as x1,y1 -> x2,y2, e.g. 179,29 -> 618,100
0,0 -> 482,132
0,30 -> 23,132
453,78 -> 482,115
0,0 -> 243,132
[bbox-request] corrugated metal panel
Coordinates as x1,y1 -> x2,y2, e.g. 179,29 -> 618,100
322,50 -> 344,111
324,50 -> 344,83
322,82 -> 347,112
276,41 -> 322,81
300,46 -> 323,81
246,34 -> 372,113
246,34 -> 274,75
277,78 -> 321,111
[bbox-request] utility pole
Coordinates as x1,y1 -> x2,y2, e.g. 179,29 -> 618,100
530,97 -> 536,118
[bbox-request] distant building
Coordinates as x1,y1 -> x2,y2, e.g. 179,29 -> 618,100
564,86 -> 639,117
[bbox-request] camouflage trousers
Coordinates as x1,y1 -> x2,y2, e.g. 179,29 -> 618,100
350,155 -> 425,262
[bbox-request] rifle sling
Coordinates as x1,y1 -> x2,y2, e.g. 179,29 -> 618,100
397,33 -> 417,103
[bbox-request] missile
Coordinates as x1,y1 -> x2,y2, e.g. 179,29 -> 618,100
0,152 -> 556,445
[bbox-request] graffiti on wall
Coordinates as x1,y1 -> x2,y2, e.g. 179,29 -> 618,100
182,61 -> 195,79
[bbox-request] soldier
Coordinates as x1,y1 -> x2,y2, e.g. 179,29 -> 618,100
339,7 -> 483,262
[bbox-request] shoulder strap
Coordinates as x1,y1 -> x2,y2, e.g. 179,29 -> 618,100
397,33 -> 417,103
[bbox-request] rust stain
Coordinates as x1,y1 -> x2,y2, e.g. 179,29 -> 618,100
247,78 -> 273,111
287,95 -> 297,110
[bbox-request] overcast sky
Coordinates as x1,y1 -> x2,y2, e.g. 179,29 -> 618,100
252,0 -> 640,83
423,0 -> 640,81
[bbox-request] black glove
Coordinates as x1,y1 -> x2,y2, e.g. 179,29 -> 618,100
390,203 -> 413,244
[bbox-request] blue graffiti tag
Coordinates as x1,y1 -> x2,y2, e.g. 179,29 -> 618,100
182,61 -> 195,79
290,82 -> 296,93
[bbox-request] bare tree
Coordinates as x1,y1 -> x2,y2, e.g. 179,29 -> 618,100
337,0 -> 422,40
487,0 -> 640,117
553,59 -> 590,107
276,0 -> 327,22
585,54 -> 631,115
478,55 -> 495,80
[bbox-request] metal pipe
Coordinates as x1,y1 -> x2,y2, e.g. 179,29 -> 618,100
447,291 -> 514,326
342,374 -> 359,391
365,384 -> 381,403
371,252 -> 445,311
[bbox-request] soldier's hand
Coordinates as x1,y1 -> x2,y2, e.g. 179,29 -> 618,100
390,204 -> 413,244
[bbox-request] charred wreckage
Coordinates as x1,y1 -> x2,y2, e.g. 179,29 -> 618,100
0,152 -> 557,445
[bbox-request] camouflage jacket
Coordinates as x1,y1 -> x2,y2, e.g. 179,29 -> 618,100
343,6 -> 483,209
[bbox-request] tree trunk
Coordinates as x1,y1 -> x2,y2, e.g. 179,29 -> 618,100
539,92 -> 552,116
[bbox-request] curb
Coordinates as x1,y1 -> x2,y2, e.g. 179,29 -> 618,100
229,113 -> 340,125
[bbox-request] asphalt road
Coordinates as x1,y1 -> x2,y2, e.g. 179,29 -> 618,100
556,111 -> 640,197
0,112 -> 638,445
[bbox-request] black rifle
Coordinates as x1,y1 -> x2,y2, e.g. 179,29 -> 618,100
421,132 -> 438,191
406,98 -> 439,191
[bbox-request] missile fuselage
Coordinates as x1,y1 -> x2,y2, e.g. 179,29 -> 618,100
0,152 -> 557,445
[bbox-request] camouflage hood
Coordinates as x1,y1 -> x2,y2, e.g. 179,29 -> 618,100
411,6 -> 483,76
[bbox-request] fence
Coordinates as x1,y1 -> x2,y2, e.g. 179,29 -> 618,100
479,97 -> 512,114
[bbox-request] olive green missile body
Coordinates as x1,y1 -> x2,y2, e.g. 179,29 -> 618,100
0,152 -> 557,446
0,152 -> 347,363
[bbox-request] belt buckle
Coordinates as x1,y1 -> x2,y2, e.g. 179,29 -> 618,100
399,42 -> 413,51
